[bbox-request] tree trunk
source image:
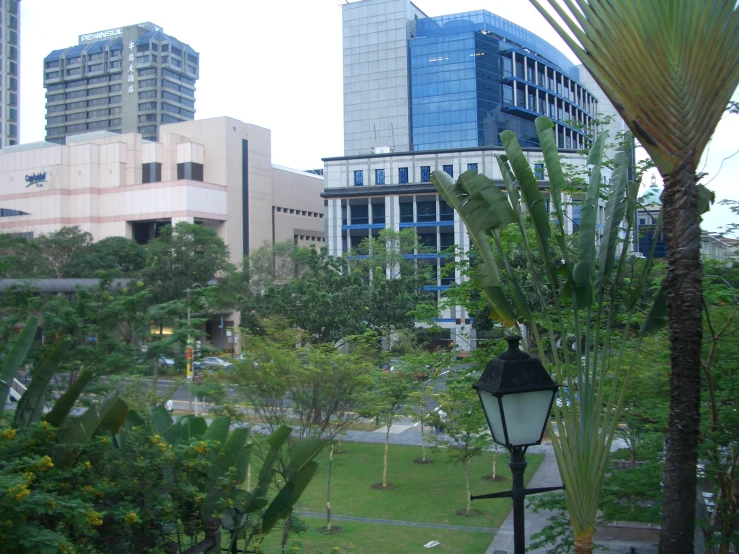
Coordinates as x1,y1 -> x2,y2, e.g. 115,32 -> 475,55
420,415 -> 426,462
492,444 -> 497,480
326,444 -> 333,531
281,512 -> 291,554
464,460 -> 471,515
383,424 -> 390,488
574,536 -> 593,553
659,166 -> 703,554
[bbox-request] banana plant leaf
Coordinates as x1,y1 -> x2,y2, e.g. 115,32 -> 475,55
14,339 -> 71,429
44,369 -> 95,428
0,317 -> 38,418
260,461 -> 320,535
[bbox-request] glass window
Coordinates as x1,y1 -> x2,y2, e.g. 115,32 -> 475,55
139,90 -> 156,100
399,167 -> 409,184
45,71 -> 59,80
161,114 -> 181,124
354,170 -> 363,186
161,102 -> 179,114
399,202 -> 414,223
467,163 -> 478,172
142,162 -> 162,184
45,60 -> 60,70
375,168 -> 385,185
176,162 -> 203,181
372,203 -> 386,224
138,125 -> 157,135
421,166 -> 431,183
138,113 -> 156,123
534,162 -> 545,180
350,204 -> 368,225
7,107 -> 16,122
110,60 -> 122,70
502,57 -> 512,79
503,85 -> 513,106
138,67 -> 156,77
443,164 -> 454,179
109,95 -> 122,104
139,78 -> 157,88
66,101 -> 86,110
139,101 -> 156,111
109,84 -> 122,93
527,65 -> 534,83
416,201 -> 436,222
439,200 -> 454,221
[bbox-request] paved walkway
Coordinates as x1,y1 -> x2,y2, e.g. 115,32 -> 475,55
298,512 -> 494,533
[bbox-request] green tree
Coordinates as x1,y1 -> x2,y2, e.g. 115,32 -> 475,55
142,222 -> 232,304
34,226 -> 93,278
429,374 -> 492,516
529,2 -> 739,550
358,366 -> 416,489
0,234 -> 48,278
62,236 -> 146,277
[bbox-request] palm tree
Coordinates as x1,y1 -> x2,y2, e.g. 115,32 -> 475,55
529,1 -> 739,552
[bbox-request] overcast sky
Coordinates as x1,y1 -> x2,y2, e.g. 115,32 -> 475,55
20,0 -> 738,234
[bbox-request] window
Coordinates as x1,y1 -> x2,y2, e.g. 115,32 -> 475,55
177,162 -> 204,181
139,78 -> 157,88
400,202 -> 413,223
639,218 -> 646,225
502,57 -> 512,79
138,114 -> 156,123
139,102 -> 156,111
109,84 -> 122,93
88,63 -> 103,73
88,86 -> 107,97
66,123 -> 87,134
67,89 -> 87,100
421,166 -> 431,183
109,106 -> 121,115
467,163 -> 478,172
534,162 -> 545,180
161,114 -> 181,124
161,44 -> 169,53
88,108 -> 108,119
139,90 -> 156,100
67,79 -> 86,89
161,102 -> 179,113
7,108 -> 16,122
66,67 -> 80,77
110,60 -> 122,70
138,67 -> 156,77
439,200 -> 454,221
47,115 -> 64,126
162,90 -> 179,102
142,162 -> 162,184
375,169 -> 385,185
88,120 -> 108,131
88,76 -> 108,85
443,164 -> 454,178
48,104 -> 65,114
354,170 -> 363,186
46,60 -> 60,70
399,167 -> 409,184
109,95 -> 122,104
47,93 -> 65,103
416,201 -> 436,222
138,125 -> 157,135
45,71 -> 59,80
46,83 -> 65,92
8,92 -> 18,107
503,85 -> 513,106
66,112 -> 85,122
66,101 -> 86,111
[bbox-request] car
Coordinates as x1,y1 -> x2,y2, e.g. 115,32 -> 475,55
200,357 -> 232,370
158,356 -> 175,368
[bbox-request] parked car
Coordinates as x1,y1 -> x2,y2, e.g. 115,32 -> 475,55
158,356 -> 175,368
200,357 -> 232,370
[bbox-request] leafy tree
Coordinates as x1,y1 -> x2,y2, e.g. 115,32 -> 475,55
142,222 -> 232,304
428,374 -> 492,516
62,236 -> 146,277
529,2 -> 739,550
358,366 -> 417,489
0,234 -> 48,278
34,226 -> 93,278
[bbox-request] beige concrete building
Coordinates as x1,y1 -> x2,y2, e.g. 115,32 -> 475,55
0,116 -> 324,263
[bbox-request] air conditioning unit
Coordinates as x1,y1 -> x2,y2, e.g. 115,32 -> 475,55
372,146 -> 391,154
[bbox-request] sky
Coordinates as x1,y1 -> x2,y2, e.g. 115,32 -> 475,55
20,0 -> 739,234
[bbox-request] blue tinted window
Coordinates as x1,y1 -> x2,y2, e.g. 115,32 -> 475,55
375,169 -> 385,185
351,204 -> 368,225
372,203 -> 386,224
534,162 -> 544,180
399,167 -> 409,184
443,164 -> 454,178
421,166 -> 431,183
439,200 -> 454,221
400,203 -> 414,223
354,170 -> 363,187
467,163 -> 478,172
417,201 -> 436,222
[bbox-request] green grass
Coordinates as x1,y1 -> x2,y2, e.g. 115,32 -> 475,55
293,442 -> 543,529
257,519 -> 494,554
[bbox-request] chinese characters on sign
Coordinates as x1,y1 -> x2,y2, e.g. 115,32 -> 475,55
128,42 -> 135,94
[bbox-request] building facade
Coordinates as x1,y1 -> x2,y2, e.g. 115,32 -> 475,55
0,116 -> 324,263
1,0 -> 20,147
323,146 -> 602,348
43,22 -> 198,145
342,0 -> 604,156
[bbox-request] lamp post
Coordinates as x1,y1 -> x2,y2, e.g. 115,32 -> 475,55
471,336 -> 562,554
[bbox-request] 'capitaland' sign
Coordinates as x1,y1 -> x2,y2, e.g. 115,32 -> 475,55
79,28 -> 123,44
25,173 -> 47,188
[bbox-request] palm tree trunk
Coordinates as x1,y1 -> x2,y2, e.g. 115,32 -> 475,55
659,166 -> 703,554
574,536 -> 594,553
383,424 -> 390,487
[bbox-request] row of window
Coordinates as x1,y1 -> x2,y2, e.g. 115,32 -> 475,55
343,200 -> 454,226
162,101 -> 194,118
138,113 -> 185,124
48,106 -> 122,125
141,162 -> 205,183
353,163 -> 481,187
47,84 -> 123,103
47,96 -> 122,114
46,74 -> 122,92
47,119 -> 122,136
275,206 -> 324,219
295,235 -> 325,243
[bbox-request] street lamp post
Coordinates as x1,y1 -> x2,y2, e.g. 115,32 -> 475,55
471,336 -> 562,554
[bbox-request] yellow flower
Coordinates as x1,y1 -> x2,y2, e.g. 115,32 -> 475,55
2,429 -> 16,440
334,548 -> 340,552
83,485 -> 96,495
38,456 -> 54,471
100,436 -> 110,444
84,461 -> 91,469
194,441 -> 207,455
124,511 -> 139,525
85,509 -> 103,527
14,487 -> 30,501
40,421 -> 50,430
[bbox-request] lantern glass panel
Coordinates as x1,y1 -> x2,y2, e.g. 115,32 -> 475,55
478,390 -> 506,445
501,390 -> 554,446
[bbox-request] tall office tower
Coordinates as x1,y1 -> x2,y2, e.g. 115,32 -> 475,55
342,0 -> 605,155
1,0 -> 20,147
43,22 -> 199,144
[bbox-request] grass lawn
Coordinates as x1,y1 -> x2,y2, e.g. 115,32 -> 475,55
257,519 -> 494,554
293,441 -> 543,529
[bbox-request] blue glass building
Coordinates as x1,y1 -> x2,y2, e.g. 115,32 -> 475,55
409,10 -> 597,151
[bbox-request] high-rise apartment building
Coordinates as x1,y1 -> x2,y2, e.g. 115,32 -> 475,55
43,22 -> 198,144
1,0 -> 20,147
342,0 -> 607,155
